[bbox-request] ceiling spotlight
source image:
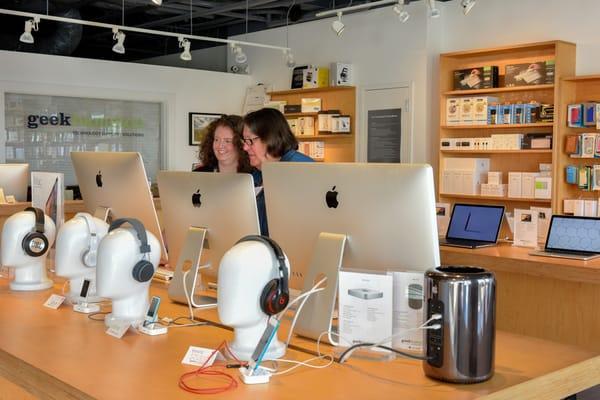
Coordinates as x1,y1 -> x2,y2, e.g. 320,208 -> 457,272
331,12 -> 345,36
392,1 -> 410,23
283,49 -> 295,68
427,0 -> 440,18
178,37 -> 191,61
461,0 -> 476,15
231,43 -> 247,64
112,28 -> 126,54
152,0 -> 162,5
19,17 -> 40,44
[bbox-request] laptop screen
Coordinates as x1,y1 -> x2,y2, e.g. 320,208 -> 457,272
545,216 -> 600,254
446,204 -> 505,243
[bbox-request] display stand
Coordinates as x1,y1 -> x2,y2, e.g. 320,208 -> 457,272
168,226 -> 217,308
295,232 -> 346,345
93,206 -> 111,222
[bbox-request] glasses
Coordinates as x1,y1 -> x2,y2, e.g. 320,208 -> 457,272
242,136 -> 260,146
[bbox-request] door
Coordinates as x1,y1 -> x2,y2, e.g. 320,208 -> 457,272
360,84 -> 411,163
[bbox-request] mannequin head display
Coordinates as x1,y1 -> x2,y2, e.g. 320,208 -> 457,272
218,235 -> 290,361
0,207 -> 56,291
96,218 -> 160,328
55,213 -> 109,302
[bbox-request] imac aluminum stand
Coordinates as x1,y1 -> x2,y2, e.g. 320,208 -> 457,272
295,232 -> 346,345
168,226 -> 217,309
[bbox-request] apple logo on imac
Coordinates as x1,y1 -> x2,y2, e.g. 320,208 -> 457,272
95,171 -> 103,187
325,186 -> 339,208
192,190 -> 202,207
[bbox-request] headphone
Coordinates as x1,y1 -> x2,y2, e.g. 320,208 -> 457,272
21,207 -> 49,257
108,218 -> 154,283
75,213 -> 99,268
236,235 -> 289,316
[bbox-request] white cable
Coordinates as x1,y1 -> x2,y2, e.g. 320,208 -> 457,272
277,276 -> 327,319
268,355 -> 334,376
281,277 -> 327,346
182,269 -> 195,322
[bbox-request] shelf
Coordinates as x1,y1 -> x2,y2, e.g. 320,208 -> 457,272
441,149 -> 552,154
442,123 -> 554,130
444,84 -> 554,96
284,113 -> 318,118
269,86 -> 355,96
296,134 -> 352,140
439,193 -> 552,203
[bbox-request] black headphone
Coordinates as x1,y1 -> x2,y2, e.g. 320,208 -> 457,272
108,218 -> 155,283
21,207 -> 49,257
236,235 -> 289,316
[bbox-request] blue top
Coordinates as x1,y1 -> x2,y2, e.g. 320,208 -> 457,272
256,150 -> 314,236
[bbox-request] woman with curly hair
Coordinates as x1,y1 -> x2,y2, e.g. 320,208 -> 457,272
193,115 -> 252,173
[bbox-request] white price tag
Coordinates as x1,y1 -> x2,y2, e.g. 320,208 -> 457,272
181,346 -> 222,367
106,323 -> 130,339
43,294 -> 66,309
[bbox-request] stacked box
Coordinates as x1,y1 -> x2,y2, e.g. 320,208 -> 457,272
453,66 -> 499,90
446,98 -> 460,125
442,158 -> 490,195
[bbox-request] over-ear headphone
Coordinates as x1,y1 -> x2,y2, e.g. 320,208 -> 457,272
75,213 -> 98,268
108,218 -> 154,283
21,207 -> 49,257
236,235 -> 289,316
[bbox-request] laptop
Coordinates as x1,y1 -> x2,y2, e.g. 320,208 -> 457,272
440,204 -> 505,249
530,215 -> 600,261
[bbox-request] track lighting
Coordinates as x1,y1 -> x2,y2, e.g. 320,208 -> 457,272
392,0 -> 409,23
151,0 -> 162,5
331,12 -> 345,36
283,49 -> 295,68
230,43 -> 247,64
178,37 -> 191,61
427,0 -> 440,18
112,28 -> 126,54
19,16 -> 40,44
461,0 -> 476,15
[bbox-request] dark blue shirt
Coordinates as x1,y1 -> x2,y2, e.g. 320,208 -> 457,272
256,150 -> 314,236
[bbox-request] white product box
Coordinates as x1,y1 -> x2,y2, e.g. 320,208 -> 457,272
444,158 -> 490,171
297,117 -> 315,136
389,271 -> 424,351
459,97 -> 474,125
584,200 -> 598,217
461,170 -> 481,195
300,98 -> 322,113
446,98 -> 461,126
440,138 -> 457,150
331,115 -> 351,133
313,141 -> 325,159
451,171 -> 463,194
563,199 -> 575,214
490,134 -> 505,150
521,172 -> 539,198
506,134 -> 523,150
442,170 -> 453,193
508,172 -> 523,198
487,171 -> 503,185
481,183 -> 507,197
473,96 -> 499,125
330,62 -> 353,86
534,176 -> 552,199
287,118 -> 298,135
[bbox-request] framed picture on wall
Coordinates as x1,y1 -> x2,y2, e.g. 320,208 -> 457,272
189,112 -> 222,146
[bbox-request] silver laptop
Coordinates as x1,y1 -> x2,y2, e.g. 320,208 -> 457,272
439,204 -> 505,249
530,215 -> 600,261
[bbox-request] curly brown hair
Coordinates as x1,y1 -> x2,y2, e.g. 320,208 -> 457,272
198,115 -> 252,173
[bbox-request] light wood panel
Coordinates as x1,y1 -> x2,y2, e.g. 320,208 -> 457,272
269,86 -> 356,162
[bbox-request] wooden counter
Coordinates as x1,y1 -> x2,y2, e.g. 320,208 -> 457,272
441,243 -> 600,353
0,279 -> 598,399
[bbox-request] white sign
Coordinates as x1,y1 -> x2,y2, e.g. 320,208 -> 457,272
181,346 -> 221,367
514,209 -> 539,248
43,294 -> 66,309
106,323 -> 131,339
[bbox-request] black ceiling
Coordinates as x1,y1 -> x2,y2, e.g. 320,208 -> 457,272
0,0 -> 452,63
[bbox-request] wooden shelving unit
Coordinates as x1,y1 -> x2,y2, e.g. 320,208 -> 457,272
555,75 -> 600,213
438,41 -> 576,233
269,86 -> 356,162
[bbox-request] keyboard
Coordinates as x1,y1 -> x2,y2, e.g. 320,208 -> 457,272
529,250 -> 600,261
439,238 -> 496,249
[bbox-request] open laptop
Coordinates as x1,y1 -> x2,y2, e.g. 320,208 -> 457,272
530,215 -> 600,261
440,204 -> 505,249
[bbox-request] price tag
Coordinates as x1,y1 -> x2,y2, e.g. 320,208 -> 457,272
181,346 -> 221,367
106,323 -> 130,339
43,294 -> 66,309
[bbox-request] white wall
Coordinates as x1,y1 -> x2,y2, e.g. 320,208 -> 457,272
0,50 -> 251,171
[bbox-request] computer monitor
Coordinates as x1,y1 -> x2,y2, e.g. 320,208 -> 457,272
0,164 -> 29,202
545,215 -> 600,254
263,162 -> 440,290
445,203 -> 504,244
70,152 -> 167,261
157,171 -> 260,282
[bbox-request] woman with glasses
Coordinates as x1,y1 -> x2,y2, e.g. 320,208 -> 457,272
243,108 -> 314,236
194,115 -> 253,174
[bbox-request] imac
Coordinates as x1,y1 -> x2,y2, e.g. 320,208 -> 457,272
70,152 -> 167,261
157,171 -> 260,307
0,164 -> 29,201
262,162 -> 440,342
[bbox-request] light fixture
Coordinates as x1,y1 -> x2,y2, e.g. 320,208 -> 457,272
392,0 -> 409,23
283,49 -> 295,68
178,37 -> 191,61
331,11 -> 345,36
230,43 -> 247,64
461,0 -> 476,15
427,0 -> 440,18
19,16 -> 40,44
151,0 -> 162,5
112,28 -> 126,54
